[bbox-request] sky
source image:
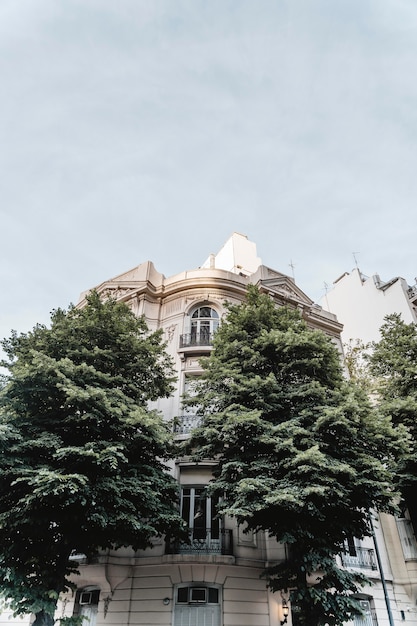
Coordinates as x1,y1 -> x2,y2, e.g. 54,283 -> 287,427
1,0 -> 417,344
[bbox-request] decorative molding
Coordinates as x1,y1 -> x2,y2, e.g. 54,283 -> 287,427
237,523 -> 257,547
166,324 -> 176,343
100,287 -> 134,301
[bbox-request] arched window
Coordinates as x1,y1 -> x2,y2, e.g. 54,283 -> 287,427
190,306 -> 219,345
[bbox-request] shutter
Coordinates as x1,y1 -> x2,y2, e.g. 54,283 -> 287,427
397,518 -> 417,559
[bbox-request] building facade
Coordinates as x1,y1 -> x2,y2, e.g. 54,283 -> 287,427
321,268 -> 417,346
2,235 -> 416,626
321,265 -> 417,626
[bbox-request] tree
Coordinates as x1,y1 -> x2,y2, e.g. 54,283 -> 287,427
343,339 -> 373,392
186,286 -> 405,626
0,292 -> 185,626
369,313 -> 417,528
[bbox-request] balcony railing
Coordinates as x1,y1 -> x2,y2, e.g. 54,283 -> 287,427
179,332 -> 214,349
174,414 -> 202,435
166,529 -> 233,556
340,547 -> 377,570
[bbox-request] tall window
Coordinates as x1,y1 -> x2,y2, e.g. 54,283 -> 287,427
190,307 -> 219,344
181,487 -> 220,541
396,515 -> 417,559
73,588 -> 100,626
174,375 -> 202,435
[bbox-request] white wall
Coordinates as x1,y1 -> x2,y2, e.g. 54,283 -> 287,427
322,269 -> 417,345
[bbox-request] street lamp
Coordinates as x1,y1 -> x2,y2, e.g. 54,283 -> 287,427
280,599 -> 290,625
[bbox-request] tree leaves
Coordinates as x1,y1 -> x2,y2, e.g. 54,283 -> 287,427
369,314 -> 417,531
186,286 -> 404,625
0,292 -> 185,619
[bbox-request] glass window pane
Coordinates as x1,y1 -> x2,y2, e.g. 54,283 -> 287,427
208,588 -> 219,604
177,588 -> 188,603
182,491 -> 191,525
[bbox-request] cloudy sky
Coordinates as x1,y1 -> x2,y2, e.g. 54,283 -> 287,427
1,0 -> 417,343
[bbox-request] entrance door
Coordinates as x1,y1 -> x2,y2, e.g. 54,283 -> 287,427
174,586 -> 221,626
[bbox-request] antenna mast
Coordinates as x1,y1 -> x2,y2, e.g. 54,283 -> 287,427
289,259 -> 296,281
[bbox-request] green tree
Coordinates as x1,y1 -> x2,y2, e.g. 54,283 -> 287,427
369,313 -> 417,528
186,286 -> 405,626
0,292 -> 185,626
343,339 -> 373,392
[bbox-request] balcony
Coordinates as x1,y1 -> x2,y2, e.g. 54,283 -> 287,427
340,547 -> 377,570
174,414 -> 202,436
166,529 -> 233,556
179,332 -> 215,350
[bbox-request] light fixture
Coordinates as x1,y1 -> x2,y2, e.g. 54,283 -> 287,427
280,599 -> 290,625
163,597 -> 170,605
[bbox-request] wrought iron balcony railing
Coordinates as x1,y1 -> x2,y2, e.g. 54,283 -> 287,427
179,332 -> 214,348
166,528 -> 233,556
174,414 -> 202,435
340,547 -> 377,570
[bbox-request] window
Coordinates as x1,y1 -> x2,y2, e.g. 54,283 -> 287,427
73,588 -> 100,626
341,538 -> 377,570
182,375 -> 200,415
174,375 -> 202,436
353,599 -> 378,626
181,487 -> 220,542
180,305 -> 220,349
396,515 -> 417,559
176,586 -> 219,604
166,486 -> 232,555
190,306 -> 219,344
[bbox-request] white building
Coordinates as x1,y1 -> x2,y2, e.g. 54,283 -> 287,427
1,235 -> 415,626
321,267 -> 417,346
321,265 -> 417,625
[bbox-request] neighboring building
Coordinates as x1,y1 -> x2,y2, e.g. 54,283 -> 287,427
1,235 -> 415,626
321,265 -> 417,626
321,267 -> 417,346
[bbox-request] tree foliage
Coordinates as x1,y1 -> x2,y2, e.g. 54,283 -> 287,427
369,313 -> 417,525
186,286 -> 405,626
0,292 -> 185,623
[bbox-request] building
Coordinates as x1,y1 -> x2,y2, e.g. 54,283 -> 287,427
1,235 -> 415,626
321,267 -> 417,346
321,265 -> 417,625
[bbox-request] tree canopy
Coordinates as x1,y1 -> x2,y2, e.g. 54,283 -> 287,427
369,313 -> 417,527
0,292 -> 185,625
186,286 -> 405,626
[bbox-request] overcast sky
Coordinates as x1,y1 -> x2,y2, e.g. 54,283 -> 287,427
1,0 -> 417,343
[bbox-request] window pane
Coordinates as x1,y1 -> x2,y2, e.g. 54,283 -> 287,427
208,588 -> 219,604
191,588 -> 206,603
182,490 -> 191,525
193,491 -> 207,539
177,588 -> 188,603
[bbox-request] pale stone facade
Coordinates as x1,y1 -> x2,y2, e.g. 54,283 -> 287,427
66,233 -> 343,626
